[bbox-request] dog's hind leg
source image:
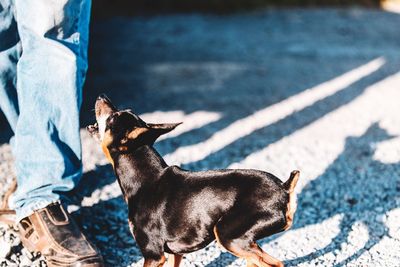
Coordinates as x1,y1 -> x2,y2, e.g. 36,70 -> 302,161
214,234 -> 283,267
166,253 -> 183,267
246,243 -> 283,267
143,255 -> 166,267
213,211 -> 285,267
213,231 -> 283,267
246,259 -> 258,267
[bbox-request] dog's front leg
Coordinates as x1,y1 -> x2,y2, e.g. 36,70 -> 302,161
165,253 -> 182,267
143,255 -> 166,267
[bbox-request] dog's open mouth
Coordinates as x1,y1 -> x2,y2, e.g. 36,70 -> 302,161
87,122 -> 99,135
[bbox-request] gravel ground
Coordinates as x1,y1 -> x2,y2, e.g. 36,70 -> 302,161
1,7 -> 400,267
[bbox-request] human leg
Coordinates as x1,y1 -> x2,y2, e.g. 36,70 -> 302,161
9,0 -> 91,222
0,0 -> 20,132
4,1 -> 104,265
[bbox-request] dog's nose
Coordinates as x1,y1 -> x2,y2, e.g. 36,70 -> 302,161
97,94 -> 107,101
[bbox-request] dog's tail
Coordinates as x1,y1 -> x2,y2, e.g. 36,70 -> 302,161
283,170 -> 300,193
282,170 -> 300,231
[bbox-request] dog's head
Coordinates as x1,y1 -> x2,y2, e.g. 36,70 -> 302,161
87,94 -> 181,155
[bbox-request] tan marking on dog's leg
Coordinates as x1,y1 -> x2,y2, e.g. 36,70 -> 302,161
165,253 -> 182,267
143,255 -> 166,267
246,259 -> 258,267
213,227 -> 283,267
241,243 -> 283,267
254,244 -> 284,267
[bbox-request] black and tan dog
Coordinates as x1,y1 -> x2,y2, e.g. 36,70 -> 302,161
87,95 -> 300,267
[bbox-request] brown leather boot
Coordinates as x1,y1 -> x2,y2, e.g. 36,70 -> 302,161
18,202 -> 104,267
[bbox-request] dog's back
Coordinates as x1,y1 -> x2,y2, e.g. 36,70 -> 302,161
128,166 -> 295,255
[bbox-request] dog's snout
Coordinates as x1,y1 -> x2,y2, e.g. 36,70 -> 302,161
95,94 -> 117,117
97,94 -> 108,101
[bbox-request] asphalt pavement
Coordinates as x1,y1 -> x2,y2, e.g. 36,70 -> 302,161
1,7 -> 400,267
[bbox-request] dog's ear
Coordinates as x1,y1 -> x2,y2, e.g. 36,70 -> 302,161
125,122 -> 182,144
147,122 -> 182,135
125,127 -> 150,141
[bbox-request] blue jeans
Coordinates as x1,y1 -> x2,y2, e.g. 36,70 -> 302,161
0,0 -> 91,222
